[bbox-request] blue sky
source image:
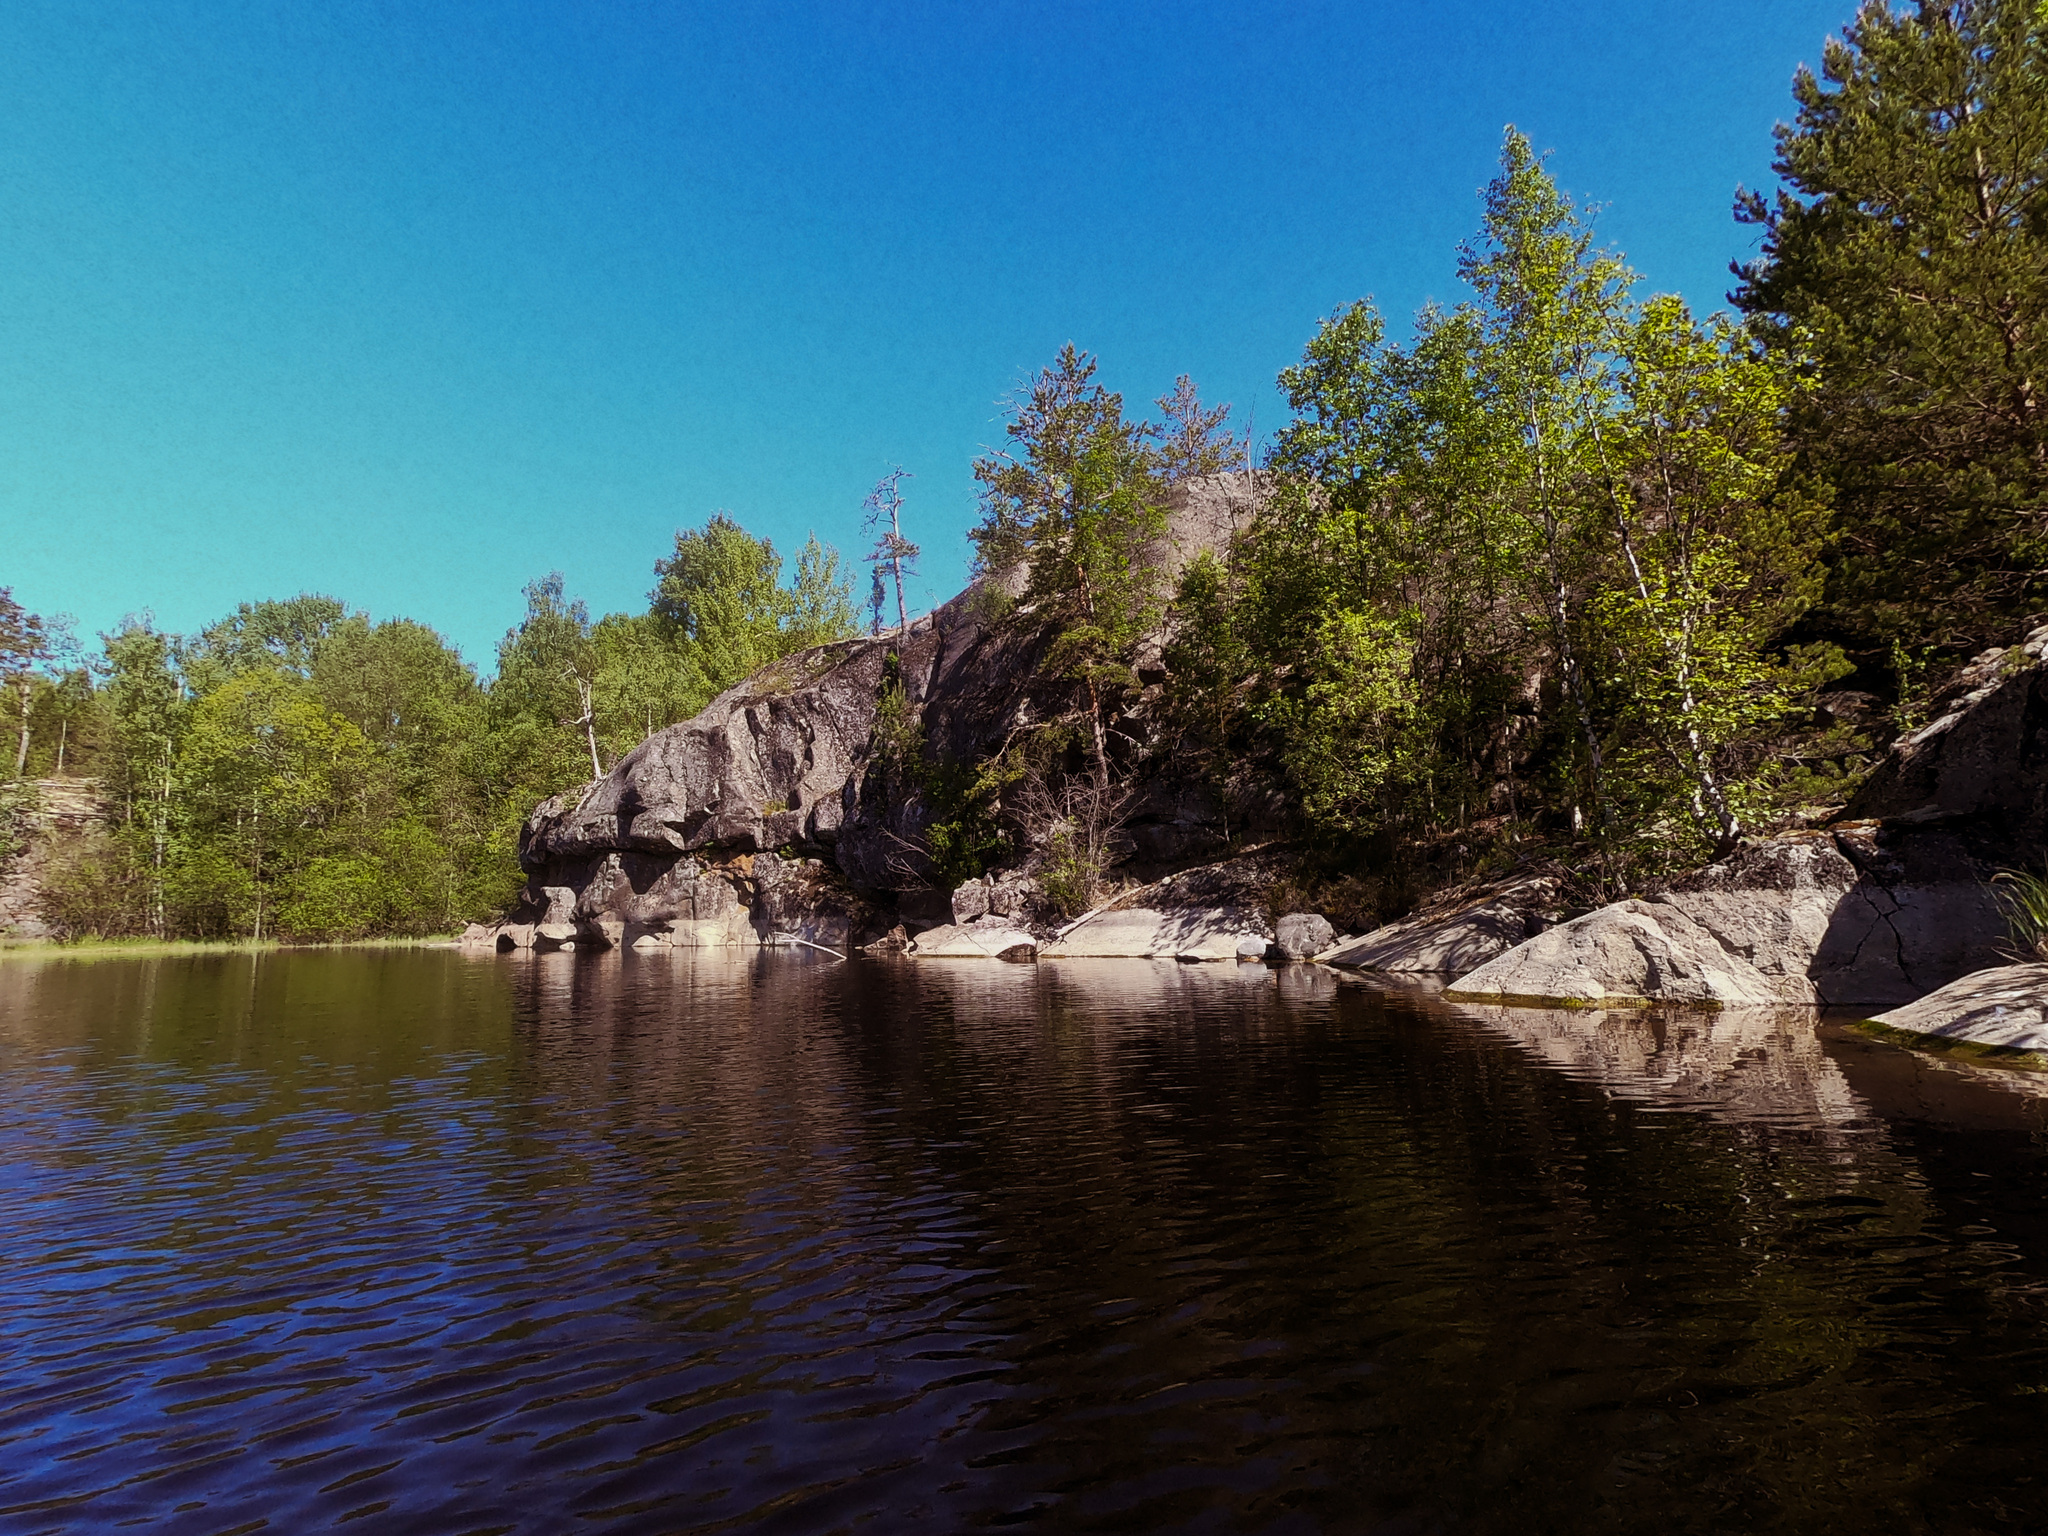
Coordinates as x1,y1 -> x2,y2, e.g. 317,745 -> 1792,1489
2,0 -> 1851,672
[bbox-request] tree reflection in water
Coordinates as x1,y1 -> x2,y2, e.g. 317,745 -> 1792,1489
1,949 -> 2046,1533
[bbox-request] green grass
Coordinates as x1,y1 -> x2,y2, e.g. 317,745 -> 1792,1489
1992,867 -> 2048,962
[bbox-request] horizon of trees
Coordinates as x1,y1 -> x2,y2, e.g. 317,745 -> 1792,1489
0,519 -> 862,940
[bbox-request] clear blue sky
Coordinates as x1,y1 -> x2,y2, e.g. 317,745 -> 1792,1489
2,0 -> 1851,672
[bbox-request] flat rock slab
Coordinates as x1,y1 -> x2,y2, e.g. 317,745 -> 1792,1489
1446,900 -> 1805,1008
1039,906 -> 1268,961
909,923 -> 1039,958
1320,900 -> 1535,975
1868,964 -> 2048,1054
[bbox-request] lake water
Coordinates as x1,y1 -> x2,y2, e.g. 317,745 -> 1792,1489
4,950 -> 2048,1534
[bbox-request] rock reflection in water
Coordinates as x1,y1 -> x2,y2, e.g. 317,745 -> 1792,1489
1441,998 -> 1870,1129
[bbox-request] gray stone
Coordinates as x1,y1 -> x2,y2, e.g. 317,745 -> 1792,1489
1868,964 -> 2048,1053
950,878 -> 991,925
1236,935 -> 1271,961
1273,912 -> 1335,959
987,870 -> 1045,922
1040,906 -> 1270,960
1658,828 -> 2003,1009
1849,624 -> 2048,841
1446,900 -> 1799,1007
910,922 -> 1039,958
1322,899 -> 1543,974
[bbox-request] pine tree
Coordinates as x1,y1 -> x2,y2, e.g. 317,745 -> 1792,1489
1734,0 -> 2048,659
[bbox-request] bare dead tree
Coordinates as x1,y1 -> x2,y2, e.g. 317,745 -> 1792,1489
863,469 -> 921,636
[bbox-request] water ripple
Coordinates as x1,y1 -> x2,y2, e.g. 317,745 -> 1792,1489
1,951 -> 2048,1531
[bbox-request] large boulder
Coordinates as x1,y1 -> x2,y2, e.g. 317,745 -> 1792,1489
1039,905 -> 1271,960
1656,828 -> 2002,1008
1321,878 -> 1561,974
1428,827 -> 2004,1009
1446,900 -> 1798,1007
1866,964 -> 2048,1055
1272,912 -> 1335,959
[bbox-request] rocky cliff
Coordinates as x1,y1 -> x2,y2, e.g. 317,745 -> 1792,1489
477,477 -> 1263,954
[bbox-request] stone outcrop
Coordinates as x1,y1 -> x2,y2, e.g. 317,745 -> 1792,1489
1848,623 -> 2048,844
1446,899 -> 1801,1007
1866,965 -> 2048,1056
1321,877 -> 1563,974
1442,829 -> 2004,1009
462,848 -> 867,953
475,478 -> 1262,955
1039,906 -> 1270,960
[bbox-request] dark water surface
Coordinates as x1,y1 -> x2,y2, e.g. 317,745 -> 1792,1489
5,952 -> 2048,1534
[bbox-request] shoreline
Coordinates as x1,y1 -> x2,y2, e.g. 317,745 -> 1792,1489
0,935 -> 463,961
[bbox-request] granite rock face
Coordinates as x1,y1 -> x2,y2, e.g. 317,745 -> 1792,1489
480,479 -> 1259,954
1322,878 -> 1562,974
1868,964 -> 2048,1054
1849,623 -> 2048,843
1660,829 -> 2003,1008
1446,899 -> 1799,1007
1039,906 -> 1271,961
1442,829 -> 2004,1009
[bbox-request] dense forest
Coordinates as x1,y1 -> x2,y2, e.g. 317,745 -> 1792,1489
0,525 -> 860,939
4,0 -> 2043,940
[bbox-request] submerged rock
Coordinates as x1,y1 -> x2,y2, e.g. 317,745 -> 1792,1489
910,922 -> 1039,959
1867,964 -> 2048,1055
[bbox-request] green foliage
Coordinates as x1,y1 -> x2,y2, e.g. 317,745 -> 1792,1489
787,535 -> 860,651
181,594 -> 347,695
1261,607 -> 1423,835
650,516 -> 857,699
1992,867 -> 2048,961
918,756 -> 1014,890
972,345 -> 1203,788
867,665 -> 1013,889
1734,0 -> 2048,659
1193,129 -> 1831,875
1035,826 -> 1093,917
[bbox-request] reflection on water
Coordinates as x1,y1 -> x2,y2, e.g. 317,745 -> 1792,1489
4,950 -> 2048,1533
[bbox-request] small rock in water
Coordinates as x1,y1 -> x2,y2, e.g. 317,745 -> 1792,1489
1235,936 -> 1269,961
